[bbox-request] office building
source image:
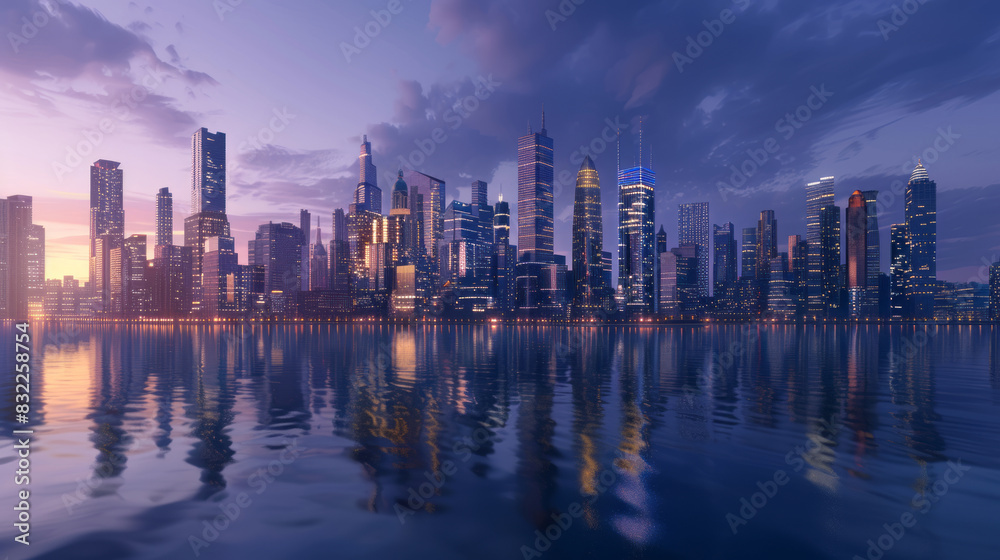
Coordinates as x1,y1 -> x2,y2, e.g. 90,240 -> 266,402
713,223 -> 737,304
905,161 -> 937,319
617,162 -> 656,314
846,190 -> 868,318
678,202 -> 710,298
156,187 -> 173,247
806,177 -> 835,313
571,156 -> 606,316
889,224 -> 909,318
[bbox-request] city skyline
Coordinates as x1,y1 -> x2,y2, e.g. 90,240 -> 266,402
1,1 -> 998,283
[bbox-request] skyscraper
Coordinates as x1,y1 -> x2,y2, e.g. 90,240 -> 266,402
678,202 -> 710,298
571,156 -> 605,316
404,170 -> 445,267
905,161 -> 937,319
889,224 -> 909,318
846,190 -> 868,318
819,205 -> 842,314
471,180 -> 494,245
990,262 -> 1000,321
713,223 -> 737,303
492,195 -> 516,313
329,208 -> 352,308
90,160 -> 124,311
191,128 -> 227,214
186,129 -> 231,313
249,222 -> 304,307
806,177 -> 835,313
356,134 -> 382,214
156,187 -> 173,247
517,113 -> 554,263
862,190 -> 881,316
26,223 -> 45,318
618,160 -> 656,314
741,227 -> 758,279
756,210 -> 778,311
788,234 -> 809,316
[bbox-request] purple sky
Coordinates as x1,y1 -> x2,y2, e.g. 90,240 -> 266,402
1,0 -> 998,282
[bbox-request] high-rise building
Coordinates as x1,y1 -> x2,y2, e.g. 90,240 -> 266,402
713,223 -> 737,304
889,224 -> 909,318
617,162 -> 656,314
123,234 -> 149,317
846,190 -> 868,318
249,222 -> 304,310
678,202 -> 710,298
806,177 -> 835,313
185,129 -> 231,312
788,234 -> 809,316
517,113 -> 554,263
819,205 -> 842,315
404,170 -> 445,266
156,187 -> 173,247
309,220 -> 329,292
655,225 -> 667,312
191,128 -> 227,214
990,262 -> 1000,321
767,254 -> 795,319
492,195 -> 516,313
202,235 -> 239,318
26,223 -> 45,317
389,171 -> 416,265
471,180 -> 494,245
905,161 -> 937,319
863,190 -> 881,317
329,208 -> 352,309
90,160 -> 124,312
571,156 -> 606,316
152,244 -> 193,317
741,227 -> 757,280
756,210 -> 778,311
494,194 -> 511,244
356,134 -> 383,214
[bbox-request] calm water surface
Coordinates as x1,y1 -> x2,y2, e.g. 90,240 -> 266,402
2,324 -> 999,560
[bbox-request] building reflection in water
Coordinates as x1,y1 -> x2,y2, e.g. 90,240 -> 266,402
29,322 -> 991,554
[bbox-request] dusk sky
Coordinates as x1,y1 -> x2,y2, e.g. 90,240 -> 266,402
2,0 -> 998,283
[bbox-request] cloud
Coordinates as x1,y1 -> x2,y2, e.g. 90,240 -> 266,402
0,0 -> 218,143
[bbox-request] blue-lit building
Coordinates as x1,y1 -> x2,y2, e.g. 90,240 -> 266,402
617,165 -> 656,315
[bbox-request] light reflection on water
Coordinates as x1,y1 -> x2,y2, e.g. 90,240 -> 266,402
1,323 -> 999,560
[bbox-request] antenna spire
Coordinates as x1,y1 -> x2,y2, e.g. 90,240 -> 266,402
541,104 -> 546,133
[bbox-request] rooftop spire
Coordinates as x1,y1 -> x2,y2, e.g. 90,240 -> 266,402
541,104 -> 546,133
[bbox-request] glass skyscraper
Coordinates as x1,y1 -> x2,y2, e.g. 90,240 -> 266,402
905,161 -> 937,319
191,128 -> 227,214
846,190 -> 868,318
713,222 -> 737,300
571,156 -> 605,315
678,202 -> 710,298
156,187 -> 173,247
889,224 -> 909,318
863,190 -> 881,316
617,164 -> 656,314
90,160 -> 124,312
806,177 -> 835,312
517,115 -> 555,263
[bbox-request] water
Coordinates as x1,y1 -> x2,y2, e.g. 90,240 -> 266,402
2,323 -> 999,560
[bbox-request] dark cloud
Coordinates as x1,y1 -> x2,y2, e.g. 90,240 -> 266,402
0,0 -> 217,142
